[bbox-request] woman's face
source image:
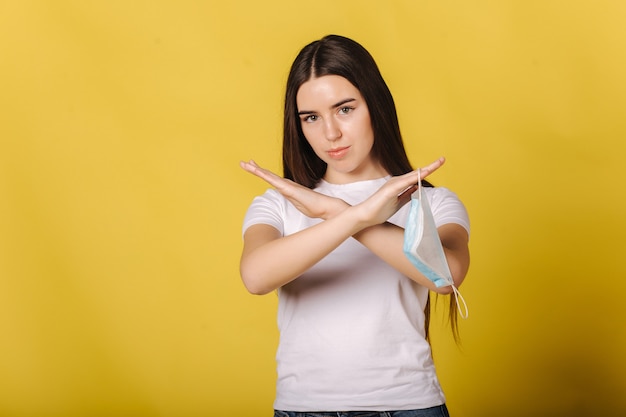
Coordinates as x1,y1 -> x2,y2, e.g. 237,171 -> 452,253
296,75 -> 387,184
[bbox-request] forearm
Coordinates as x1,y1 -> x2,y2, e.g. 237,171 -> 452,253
353,222 -> 469,293
353,222 -> 441,291
240,205 -> 366,295
439,223 -> 470,288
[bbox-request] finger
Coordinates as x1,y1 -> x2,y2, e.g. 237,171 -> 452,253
240,160 -> 272,178
239,160 -> 257,173
385,174 -> 418,201
420,156 -> 446,177
392,156 -> 445,192
240,160 -> 295,192
240,160 -> 277,183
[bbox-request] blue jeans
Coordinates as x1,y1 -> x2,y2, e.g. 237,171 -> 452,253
274,404 -> 450,417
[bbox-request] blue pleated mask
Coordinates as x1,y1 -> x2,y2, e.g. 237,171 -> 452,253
403,169 -> 468,318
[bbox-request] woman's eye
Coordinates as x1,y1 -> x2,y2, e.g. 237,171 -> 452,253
339,106 -> 354,115
303,115 -> 318,123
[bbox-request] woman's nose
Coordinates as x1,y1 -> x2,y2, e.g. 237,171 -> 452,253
324,119 -> 341,141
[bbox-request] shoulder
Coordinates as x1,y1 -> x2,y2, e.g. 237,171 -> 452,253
242,188 -> 287,236
424,186 -> 462,204
248,188 -> 285,206
424,186 -> 471,235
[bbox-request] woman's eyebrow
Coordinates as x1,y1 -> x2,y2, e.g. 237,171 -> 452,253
298,98 -> 356,116
331,98 -> 356,109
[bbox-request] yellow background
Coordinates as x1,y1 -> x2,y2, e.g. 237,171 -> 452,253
1,1 -> 625,416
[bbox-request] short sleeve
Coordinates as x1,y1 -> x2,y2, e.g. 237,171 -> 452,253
242,189 -> 285,237
427,187 -> 470,237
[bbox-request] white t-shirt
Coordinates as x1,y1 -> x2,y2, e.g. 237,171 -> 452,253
242,176 -> 470,411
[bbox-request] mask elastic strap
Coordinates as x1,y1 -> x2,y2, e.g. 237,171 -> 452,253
450,284 -> 469,319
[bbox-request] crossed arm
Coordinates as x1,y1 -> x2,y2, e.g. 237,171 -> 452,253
239,159 -> 469,295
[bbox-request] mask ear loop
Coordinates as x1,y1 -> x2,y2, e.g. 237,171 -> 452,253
419,168 -> 469,319
450,285 -> 469,319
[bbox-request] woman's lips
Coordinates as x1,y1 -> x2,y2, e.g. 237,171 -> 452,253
327,146 -> 350,159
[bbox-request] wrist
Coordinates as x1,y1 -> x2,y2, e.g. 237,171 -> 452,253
323,199 -> 351,220
346,203 -> 376,231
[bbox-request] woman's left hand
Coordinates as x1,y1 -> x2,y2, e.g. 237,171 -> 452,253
240,160 -> 348,219
352,157 -> 446,228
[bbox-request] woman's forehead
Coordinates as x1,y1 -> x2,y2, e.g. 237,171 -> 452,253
296,75 -> 363,109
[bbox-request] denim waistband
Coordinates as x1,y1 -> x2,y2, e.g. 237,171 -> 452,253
273,404 -> 450,417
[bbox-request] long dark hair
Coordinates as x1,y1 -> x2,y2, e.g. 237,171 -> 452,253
281,34 -> 458,342
282,34 -> 428,188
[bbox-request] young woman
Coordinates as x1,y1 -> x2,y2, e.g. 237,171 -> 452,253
240,35 -> 470,417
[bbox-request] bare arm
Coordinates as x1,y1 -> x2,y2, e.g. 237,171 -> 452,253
241,205 -> 362,295
240,159 -> 357,294
354,222 -> 469,294
239,159 -> 463,295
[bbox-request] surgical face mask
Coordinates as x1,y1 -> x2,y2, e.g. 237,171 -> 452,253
403,169 -> 468,318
